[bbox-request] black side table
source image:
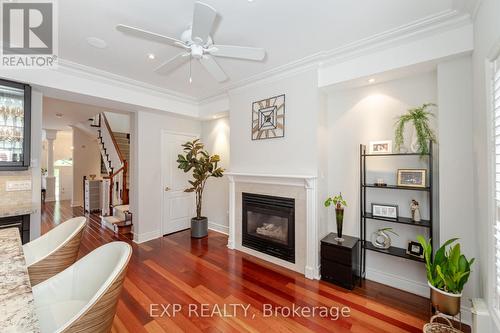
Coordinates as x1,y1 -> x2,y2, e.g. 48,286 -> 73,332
320,233 -> 360,290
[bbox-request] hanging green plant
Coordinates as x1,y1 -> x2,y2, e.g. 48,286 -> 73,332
394,103 -> 437,155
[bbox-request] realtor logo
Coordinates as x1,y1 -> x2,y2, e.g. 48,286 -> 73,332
1,0 -> 58,68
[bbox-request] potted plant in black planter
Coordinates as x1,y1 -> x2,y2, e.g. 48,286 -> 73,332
417,236 -> 474,316
177,139 -> 224,238
324,193 -> 347,242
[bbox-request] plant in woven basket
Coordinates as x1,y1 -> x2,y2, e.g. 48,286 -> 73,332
394,103 -> 437,156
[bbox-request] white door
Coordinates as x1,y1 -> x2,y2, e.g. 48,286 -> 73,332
161,131 -> 197,235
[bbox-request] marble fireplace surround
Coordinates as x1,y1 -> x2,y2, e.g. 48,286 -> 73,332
226,173 -> 319,279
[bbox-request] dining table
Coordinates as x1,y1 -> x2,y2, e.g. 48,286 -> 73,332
0,227 -> 40,332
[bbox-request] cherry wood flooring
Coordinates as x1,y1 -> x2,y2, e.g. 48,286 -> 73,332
42,201 -> 441,333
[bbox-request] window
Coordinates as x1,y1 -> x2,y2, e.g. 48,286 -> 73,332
494,57 -> 500,309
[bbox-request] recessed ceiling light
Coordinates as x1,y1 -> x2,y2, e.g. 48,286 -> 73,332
368,78 -> 376,84
86,37 -> 107,49
55,113 -> 63,118
148,53 -> 155,60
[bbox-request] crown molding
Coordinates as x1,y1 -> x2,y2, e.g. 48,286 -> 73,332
199,9 -> 472,101
57,59 -> 199,105
453,0 -> 482,20
55,8 -> 472,110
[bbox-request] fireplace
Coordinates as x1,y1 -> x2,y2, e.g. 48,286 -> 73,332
242,192 -> 295,263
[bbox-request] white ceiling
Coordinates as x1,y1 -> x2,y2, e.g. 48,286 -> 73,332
43,97 -> 126,130
59,0 -> 461,100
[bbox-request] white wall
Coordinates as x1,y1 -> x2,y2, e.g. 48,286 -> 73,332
71,127 -> 101,207
229,69 -> 320,176
30,90 -> 43,240
104,112 -> 131,133
133,111 -> 201,242
201,117 -> 230,233
326,71 -> 437,296
437,56 -> 478,313
472,0 -> 500,329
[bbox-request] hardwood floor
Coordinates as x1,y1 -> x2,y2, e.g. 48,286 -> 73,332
41,200 -> 448,333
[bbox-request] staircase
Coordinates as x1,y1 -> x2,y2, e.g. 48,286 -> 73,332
101,204 -> 132,235
90,113 -> 132,235
113,132 -> 130,191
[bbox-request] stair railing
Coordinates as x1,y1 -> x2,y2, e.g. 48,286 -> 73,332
98,113 -> 128,210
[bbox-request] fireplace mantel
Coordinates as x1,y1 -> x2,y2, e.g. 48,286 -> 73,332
226,172 -> 320,279
225,172 -> 317,188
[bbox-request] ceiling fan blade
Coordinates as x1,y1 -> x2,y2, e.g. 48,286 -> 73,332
191,1 -> 217,44
116,24 -> 188,49
154,53 -> 190,75
209,45 -> 266,61
199,55 -> 227,82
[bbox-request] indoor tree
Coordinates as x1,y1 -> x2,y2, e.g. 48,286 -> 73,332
177,139 -> 224,238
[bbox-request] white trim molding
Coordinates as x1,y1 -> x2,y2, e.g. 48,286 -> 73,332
226,172 -> 320,280
133,230 -> 162,244
208,221 -> 229,235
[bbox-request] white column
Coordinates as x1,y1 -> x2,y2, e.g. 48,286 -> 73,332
227,175 -> 235,249
304,177 -> 320,280
44,129 -> 57,202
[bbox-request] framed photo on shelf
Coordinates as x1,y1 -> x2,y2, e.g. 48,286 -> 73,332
397,169 -> 427,188
406,241 -> 424,259
368,140 -> 392,154
371,203 -> 398,219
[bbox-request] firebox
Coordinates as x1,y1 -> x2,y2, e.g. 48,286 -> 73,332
242,192 -> 295,263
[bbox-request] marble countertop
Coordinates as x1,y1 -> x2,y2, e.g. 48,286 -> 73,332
0,204 -> 37,218
0,228 -> 40,332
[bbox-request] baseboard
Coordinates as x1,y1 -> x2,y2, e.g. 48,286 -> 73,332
305,265 -> 321,280
71,201 -> 82,208
133,230 -> 161,244
366,267 -> 429,297
365,268 -> 472,325
208,221 -> 229,235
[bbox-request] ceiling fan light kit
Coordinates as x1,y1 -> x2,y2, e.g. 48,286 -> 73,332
116,1 -> 266,83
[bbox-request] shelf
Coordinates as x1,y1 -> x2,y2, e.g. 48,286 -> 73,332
363,241 -> 425,263
362,152 -> 429,157
363,184 -> 431,192
363,213 -> 431,228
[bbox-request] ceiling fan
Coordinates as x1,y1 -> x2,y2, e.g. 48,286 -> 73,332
116,1 -> 266,83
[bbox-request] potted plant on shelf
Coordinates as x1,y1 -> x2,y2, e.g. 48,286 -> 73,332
417,236 -> 474,316
177,139 -> 224,238
324,193 -> 347,242
394,103 -> 437,156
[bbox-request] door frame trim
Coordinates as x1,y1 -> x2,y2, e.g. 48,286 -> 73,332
160,129 -> 199,236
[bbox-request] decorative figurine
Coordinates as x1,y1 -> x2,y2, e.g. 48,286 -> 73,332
371,228 -> 399,249
374,178 -> 387,187
411,199 -> 421,222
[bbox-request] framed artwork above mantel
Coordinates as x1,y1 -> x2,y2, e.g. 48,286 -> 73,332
252,94 -> 285,140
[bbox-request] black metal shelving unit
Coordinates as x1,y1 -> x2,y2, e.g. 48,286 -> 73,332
359,142 -> 434,281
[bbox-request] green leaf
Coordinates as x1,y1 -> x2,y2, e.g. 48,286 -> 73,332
176,139 -> 224,214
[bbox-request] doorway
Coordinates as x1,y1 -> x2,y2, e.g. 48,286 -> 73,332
161,131 -> 197,235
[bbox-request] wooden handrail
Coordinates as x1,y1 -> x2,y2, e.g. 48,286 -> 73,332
110,164 -> 125,178
99,112 -> 129,206
100,113 -> 125,163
